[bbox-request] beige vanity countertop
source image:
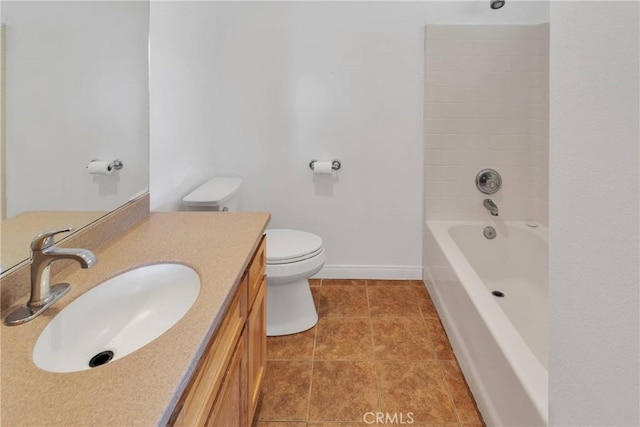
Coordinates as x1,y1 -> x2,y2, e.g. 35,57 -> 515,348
0,211 -> 270,426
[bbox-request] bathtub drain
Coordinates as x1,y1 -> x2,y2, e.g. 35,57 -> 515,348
89,350 -> 114,368
491,290 -> 505,298
483,226 -> 496,239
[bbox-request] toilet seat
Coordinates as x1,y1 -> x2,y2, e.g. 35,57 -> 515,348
266,229 -> 324,265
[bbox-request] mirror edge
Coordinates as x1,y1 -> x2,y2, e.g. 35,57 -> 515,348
0,192 -> 150,279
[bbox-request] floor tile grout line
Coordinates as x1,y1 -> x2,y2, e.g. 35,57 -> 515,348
305,280 -> 320,423
307,357 -> 447,362
305,330 -> 317,424
320,316 -> 371,319
421,317 -> 436,359
438,359 -> 465,426
366,280 -> 385,419
419,302 -> 440,361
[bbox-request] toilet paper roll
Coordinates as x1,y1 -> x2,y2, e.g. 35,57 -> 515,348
87,161 -> 113,175
312,161 -> 333,174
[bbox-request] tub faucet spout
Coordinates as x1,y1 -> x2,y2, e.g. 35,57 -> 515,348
483,199 -> 499,216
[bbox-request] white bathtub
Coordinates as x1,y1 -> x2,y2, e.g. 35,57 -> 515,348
424,221 -> 548,426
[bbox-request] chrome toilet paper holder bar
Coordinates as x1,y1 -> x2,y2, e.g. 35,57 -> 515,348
88,159 -> 124,171
309,159 -> 341,171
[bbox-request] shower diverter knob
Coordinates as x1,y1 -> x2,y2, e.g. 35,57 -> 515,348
475,169 -> 502,194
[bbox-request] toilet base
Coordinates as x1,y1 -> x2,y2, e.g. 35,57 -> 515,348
266,278 -> 318,336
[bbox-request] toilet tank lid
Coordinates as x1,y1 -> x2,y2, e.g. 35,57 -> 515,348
265,229 -> 323,262
183,177 -> 242,206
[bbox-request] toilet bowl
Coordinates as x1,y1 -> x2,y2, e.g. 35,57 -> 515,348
265,229 -> 324,336
182,177 -> 324,337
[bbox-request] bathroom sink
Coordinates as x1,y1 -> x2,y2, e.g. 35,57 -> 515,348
33,263 -> 200,373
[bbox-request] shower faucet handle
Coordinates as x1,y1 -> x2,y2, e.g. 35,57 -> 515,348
475,169 -> 502,194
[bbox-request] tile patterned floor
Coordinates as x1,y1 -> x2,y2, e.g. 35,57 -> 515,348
253,279 -> 484,427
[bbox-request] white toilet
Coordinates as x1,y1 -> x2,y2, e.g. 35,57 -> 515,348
183,177 -> 324,336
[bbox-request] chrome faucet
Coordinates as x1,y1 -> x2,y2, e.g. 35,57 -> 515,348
5,228 -> 97,326
483,199 -> 499,216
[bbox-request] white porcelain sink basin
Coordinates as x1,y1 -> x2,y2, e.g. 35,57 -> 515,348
33,263 -> 200,373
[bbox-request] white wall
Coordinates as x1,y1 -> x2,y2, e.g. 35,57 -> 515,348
3,2 -> 149,216
149,1 -> 220,212
549,2 -> 640,425
212,1 -> 426,278
149,1 -> 549,277
424,23 -> 549,225
1,1 -> 5,220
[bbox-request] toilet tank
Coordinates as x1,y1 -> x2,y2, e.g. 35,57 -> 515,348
182,177 -> 242,212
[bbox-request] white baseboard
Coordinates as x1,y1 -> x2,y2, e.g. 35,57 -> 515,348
312,264 -> 423,280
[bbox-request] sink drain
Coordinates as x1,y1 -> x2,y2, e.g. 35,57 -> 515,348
89,350 -> 114,368
492,291 -> 505,298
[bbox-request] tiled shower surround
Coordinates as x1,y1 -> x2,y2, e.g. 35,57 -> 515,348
424,24 -> 549,225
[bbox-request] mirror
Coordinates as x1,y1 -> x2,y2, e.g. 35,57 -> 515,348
0,1 -> 149,273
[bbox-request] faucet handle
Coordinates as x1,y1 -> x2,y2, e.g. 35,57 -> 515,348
31,228 -> 74,251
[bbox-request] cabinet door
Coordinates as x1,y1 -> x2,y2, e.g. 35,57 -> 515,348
172,278 -> 248,426
247,276 -> 267,422
207,329 -> 247,427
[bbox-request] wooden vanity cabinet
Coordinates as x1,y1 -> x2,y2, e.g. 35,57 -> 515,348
171,236 -> 267,427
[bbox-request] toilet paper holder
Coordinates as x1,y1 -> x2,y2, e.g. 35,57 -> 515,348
86,159 -> 124,176
309,159 -> 341,171
87,159 -> 124,172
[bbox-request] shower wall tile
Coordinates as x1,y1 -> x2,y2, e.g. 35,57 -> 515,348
425,55 -> 513,72
425,86 -> 537,104
533,23 -> 549,225
425,149 -> 524,166
425,102 -> 533,119
426,118 -> 528,134
425,39 -> 532,57
425,182 -> 475,197
428,134 -> 525,151
424,23 -> 549,224
510,55 -> 543,72
425,71 -> 540,88
425,165 -> 534,183
426,24 -> 541,41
